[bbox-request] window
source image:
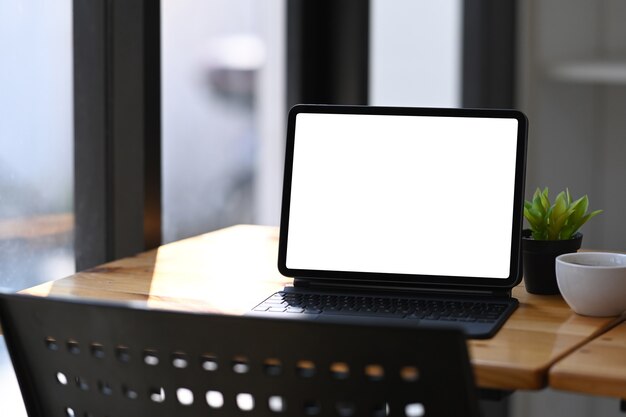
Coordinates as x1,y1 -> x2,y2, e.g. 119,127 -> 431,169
0,0 -> 74,291
162,0 -> 285,243
369,0 -> 462,107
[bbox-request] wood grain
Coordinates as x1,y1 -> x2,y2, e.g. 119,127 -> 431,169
21,225 -> 619,391
550,319 -> 626,398
469,284 -> 620,390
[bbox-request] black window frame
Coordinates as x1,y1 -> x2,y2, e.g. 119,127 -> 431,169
73,0 -> 161,270
462,0 -> 517,109
286,0 -> 369,107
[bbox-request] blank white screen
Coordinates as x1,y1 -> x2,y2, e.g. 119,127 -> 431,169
286,113 -> 519,279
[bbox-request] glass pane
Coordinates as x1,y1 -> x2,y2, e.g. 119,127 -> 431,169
369,0 -> 462,107
0,1 -> 74,292
162,0 -> 285,243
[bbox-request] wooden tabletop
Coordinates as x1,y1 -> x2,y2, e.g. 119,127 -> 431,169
22,225 -> 621,391
550,319 -> 626,398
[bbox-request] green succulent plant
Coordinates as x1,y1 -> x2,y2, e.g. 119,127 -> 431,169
523,187 -> 602,241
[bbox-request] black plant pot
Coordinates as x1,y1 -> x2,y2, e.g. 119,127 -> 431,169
522,230 -> 583,295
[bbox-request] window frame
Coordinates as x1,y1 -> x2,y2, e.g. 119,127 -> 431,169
462,0 -> 517,108
286,0 -> 369,107
73,0 -> 161,270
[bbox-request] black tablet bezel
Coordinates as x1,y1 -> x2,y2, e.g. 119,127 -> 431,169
277,104 -> 528,290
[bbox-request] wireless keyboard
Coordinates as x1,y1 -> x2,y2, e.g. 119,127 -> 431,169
250,290 -> 518,339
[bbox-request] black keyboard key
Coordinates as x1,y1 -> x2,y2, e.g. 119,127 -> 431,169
323,309 -> 405,319
254,291 -> 511,328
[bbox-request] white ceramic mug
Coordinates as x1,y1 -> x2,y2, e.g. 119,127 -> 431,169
556,252 -> 626,317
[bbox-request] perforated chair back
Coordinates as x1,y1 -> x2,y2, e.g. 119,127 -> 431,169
0,293 -> 480,417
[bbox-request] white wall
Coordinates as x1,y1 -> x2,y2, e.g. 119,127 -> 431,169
514,0 -> 626,414
518,0 -> 626,252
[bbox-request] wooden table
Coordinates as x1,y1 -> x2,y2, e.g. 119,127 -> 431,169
550,319 -> 626,400
22,225 -> 621,392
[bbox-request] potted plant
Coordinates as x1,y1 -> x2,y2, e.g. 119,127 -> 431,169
522,187 -> 602,295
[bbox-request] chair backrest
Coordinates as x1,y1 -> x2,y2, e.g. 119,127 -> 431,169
0,293 -> 480,417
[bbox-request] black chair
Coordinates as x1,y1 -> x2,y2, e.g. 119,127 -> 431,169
0,293 -> 480,417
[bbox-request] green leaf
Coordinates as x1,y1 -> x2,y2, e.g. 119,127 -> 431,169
547,197 -> 569,239
589,209 -> 603,217
524,200 -> 533,211
531,195 -> 543,215
578,209 -> 603,228
568,196 -> 587,222
560,225 -> 576,240
539,187 -> 550,212
552,193 -> 567,218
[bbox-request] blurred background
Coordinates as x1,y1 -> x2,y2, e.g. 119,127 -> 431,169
0,0 -> 467,292
1,1 -> 625,415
